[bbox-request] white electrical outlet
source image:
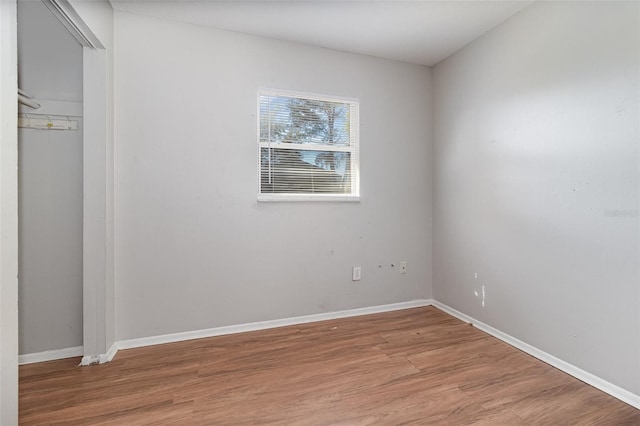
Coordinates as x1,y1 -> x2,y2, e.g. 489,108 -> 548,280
352,266 -> 362,281
400,261 -> 407,274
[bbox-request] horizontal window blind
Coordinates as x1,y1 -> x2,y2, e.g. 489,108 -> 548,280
258,90 -> 359,201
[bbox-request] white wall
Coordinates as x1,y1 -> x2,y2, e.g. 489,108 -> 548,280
433,1 -> 639,396
18,123 -> 84,355
0,0 -> 19,422
114,11 -> 432,341
17,0 -> 84,355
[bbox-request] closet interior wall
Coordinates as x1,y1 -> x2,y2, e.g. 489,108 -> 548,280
17,0 -> 83,357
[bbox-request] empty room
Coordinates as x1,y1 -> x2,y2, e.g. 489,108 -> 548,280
1,0 -> 639,424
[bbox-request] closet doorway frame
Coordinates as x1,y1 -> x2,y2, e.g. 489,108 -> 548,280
32,0 -> 114,366
3,0 -> 112,421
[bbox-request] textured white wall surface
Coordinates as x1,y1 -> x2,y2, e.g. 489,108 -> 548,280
114,11 -> 433,341
17,1 -> 84,355
433,1 -> 639,395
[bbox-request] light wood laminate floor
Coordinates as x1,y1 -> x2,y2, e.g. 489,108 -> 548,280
19,307 -> 640,425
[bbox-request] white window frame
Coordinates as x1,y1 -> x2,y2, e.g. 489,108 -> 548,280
257,88 -> 360,202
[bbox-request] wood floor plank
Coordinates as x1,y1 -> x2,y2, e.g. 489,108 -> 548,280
19,307 -> 639,425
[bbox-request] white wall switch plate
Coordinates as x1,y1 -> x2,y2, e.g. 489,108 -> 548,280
352,266 -> 361,281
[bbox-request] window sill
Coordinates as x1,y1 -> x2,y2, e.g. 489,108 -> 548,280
258,194 -> 360,203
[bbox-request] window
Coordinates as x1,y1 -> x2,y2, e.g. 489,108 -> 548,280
258,89 -> 360,201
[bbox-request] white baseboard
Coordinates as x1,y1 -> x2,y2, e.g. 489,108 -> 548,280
19,346 -> 83,365
64,298 -> 640,411
101,342 -> 118,364
431,300 -> 640,410
79,300 -> 433,366
117,299 -> 434,350
20,301 -> 435,367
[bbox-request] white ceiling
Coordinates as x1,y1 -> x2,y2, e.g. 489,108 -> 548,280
110,1 -> 533,66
